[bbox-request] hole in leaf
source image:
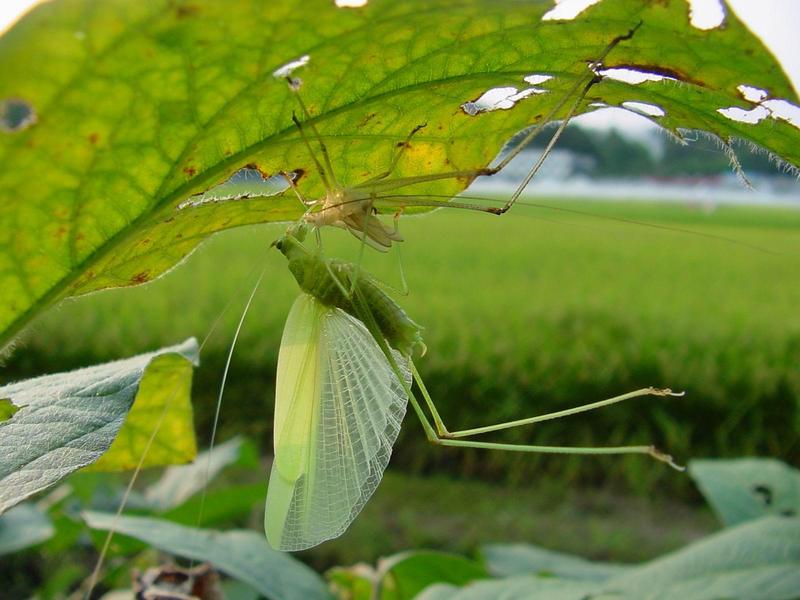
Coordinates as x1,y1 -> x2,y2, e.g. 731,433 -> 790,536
752,484 -> 773,506
0,397 -> 20,421
524,74 -> 553,86
717,105 -> 770,124
542,0 -> 602,21
621,101 -> 665,117
718,86 -> 800,130
762,99 -> 800,129
178,168 -> 294,210
272,54 -> 310,79
688,0 -> 725,30
597,67 -> 678,85
335,0 -> 368,6
461,76 -> 549,116
1,98 -> 36,132
738,84 -> 768,103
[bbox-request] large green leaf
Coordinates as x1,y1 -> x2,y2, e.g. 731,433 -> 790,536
481,542 -> 629,581
1,0 -> 797,347
605,516 -> 800,600
83,511 -> 332,600
420,517 -> 800,599
0,503 -> 54,556
0,339 -> 198,514
415,576 -> 596,600
689,458 -> 800,527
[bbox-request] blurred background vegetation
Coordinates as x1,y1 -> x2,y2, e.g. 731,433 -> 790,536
5,170 -> 799,569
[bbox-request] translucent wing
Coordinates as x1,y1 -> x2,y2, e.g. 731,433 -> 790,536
265,293 -> 410,551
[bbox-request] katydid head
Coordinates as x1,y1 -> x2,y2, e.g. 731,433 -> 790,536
272,222 -> 310,258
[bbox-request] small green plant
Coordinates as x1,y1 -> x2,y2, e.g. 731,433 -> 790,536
2,447 -> 797,599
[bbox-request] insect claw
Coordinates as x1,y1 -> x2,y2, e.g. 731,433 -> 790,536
651,387 -> 686,397
649,446 -> 686,472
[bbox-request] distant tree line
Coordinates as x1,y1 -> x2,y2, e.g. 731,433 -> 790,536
511,122 -> 789,178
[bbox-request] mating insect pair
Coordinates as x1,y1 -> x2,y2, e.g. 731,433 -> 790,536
261,29 -> 684,552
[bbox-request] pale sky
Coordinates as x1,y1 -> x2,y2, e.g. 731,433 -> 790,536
1,0 -> 798,134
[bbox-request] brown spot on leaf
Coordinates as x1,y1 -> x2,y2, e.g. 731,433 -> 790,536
88,133 -> 100,145
183,166 -> 197,177
357,112 -> 377,128
175,4 -> 200,18
245,163 -> 273,179
131,271 -> 150,284
164,216 -> 175,223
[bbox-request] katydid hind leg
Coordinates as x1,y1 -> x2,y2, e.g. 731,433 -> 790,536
287,77 -> 340,189
435,438 -> 684,471
291,111 -> 334,193
476,26 -> 641,213
408,363 -> 683,470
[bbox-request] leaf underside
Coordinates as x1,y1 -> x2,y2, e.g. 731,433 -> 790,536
0,338 -> 198,515
83,511 -> 331,600
0,0 -> 797,347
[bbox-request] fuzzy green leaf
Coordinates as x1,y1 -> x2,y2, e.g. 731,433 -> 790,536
0,339 -> 198,514
482,543 -> 630,581
0,504 -> 54,556
689,458 -> 800,526
606,516 -> 800,600
83,511 -> 332,600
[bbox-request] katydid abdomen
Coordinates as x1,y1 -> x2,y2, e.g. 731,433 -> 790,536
275,228 -> 424,357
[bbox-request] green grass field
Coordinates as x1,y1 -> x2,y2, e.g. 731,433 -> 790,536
7,199 -> 800,497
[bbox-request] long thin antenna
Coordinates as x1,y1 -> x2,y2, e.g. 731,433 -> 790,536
194,265 -> 267,533
488,22 -> 642,213
366,193 -> 781,255
83,257 -> 270,599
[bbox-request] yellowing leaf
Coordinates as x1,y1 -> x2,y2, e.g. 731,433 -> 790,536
0,0 -> 797,348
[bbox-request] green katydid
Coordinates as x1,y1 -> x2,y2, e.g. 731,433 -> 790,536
261,26 -> 690,551
264,222 -> 682,551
